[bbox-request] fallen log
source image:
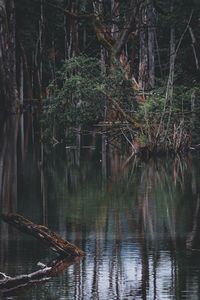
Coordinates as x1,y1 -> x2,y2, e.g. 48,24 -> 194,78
1,213 -> 85,257
0,256 -> 80,297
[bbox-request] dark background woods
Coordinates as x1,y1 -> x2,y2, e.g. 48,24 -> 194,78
1,0 -> 200,155
1,0 -> 200,110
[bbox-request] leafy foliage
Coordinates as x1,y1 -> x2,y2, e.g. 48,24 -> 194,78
42,55 -> 136,143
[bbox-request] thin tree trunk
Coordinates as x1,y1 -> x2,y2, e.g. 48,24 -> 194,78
189,26 -> 200,71
147,0 -> 155,89
0,0 -> 17,112
139,14 -> 148,90
166,17 -> 175,103
40,0 -> 44,82
139,0 -> 156,91
8,0 -> 17,96
20,43 -> 33,99
111,0 -> 119,40
64,10 -> 68,59
67,0 -> 79,58
20,56 -> 24,105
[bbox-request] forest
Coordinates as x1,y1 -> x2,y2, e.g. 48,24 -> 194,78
1,0 -> 200,155
1,1 -> 200,299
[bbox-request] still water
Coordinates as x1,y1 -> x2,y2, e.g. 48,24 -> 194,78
0,116 -> 200,299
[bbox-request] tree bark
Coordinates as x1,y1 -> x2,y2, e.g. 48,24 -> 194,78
0,0 -> 17,112
67,0 -> 79,58
2,213 -> 85,257
147,0 -> 155,88
19,56 -> 23,105
113,0 -> 136,59
166,1 -> 175,103
139,5 -> 148,90
20,43 -> 33,99
111,0 -> 119,40
139,0 -> 156,90
189,26 -> 200,71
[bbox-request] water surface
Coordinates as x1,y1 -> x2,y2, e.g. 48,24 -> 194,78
0,116 -> 200,299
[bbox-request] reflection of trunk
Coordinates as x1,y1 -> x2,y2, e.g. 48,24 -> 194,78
114,212 -> 121,299
1,117 -> 19,212
0,123 -> 6,203
108,212 -> 121,298
0,117 -> 19,259
102,133 -> 107,179
40,143 -> 47,225
186,196 -> 200,250
74,257 -> 82,299
141,242 -> 149,300
153,253 -> 158,300
139,195 -> 150,298
91,235 -> 100,299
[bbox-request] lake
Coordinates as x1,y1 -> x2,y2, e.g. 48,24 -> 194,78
0,115 -> 200,299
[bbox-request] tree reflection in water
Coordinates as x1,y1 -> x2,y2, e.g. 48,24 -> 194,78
0,118 -> 200,299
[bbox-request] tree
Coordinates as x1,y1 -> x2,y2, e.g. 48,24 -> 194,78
138,0 -> 156,90
0,0 -> 17,112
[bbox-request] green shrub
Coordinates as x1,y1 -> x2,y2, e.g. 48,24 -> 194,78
42,55 -> 137,143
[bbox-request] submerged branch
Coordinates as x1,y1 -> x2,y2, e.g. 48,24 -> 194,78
0,256 -> 81,297
1,214 -> 85,257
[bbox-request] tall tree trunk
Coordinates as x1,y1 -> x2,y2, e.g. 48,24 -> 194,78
139,5 -> 148,90
166,0 -> 175,103
20,43 -> 33,99
147,0 -> 155,89
189,26 -> 200,71
0,0 -> 17,112
67,0 -> 79,58
19,56 -> 23,104
139,0 -> 156,90
111,0 -> 119,40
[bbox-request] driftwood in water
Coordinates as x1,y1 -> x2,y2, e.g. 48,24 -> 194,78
0,256 -> 80,297
1,213 -> 85,257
